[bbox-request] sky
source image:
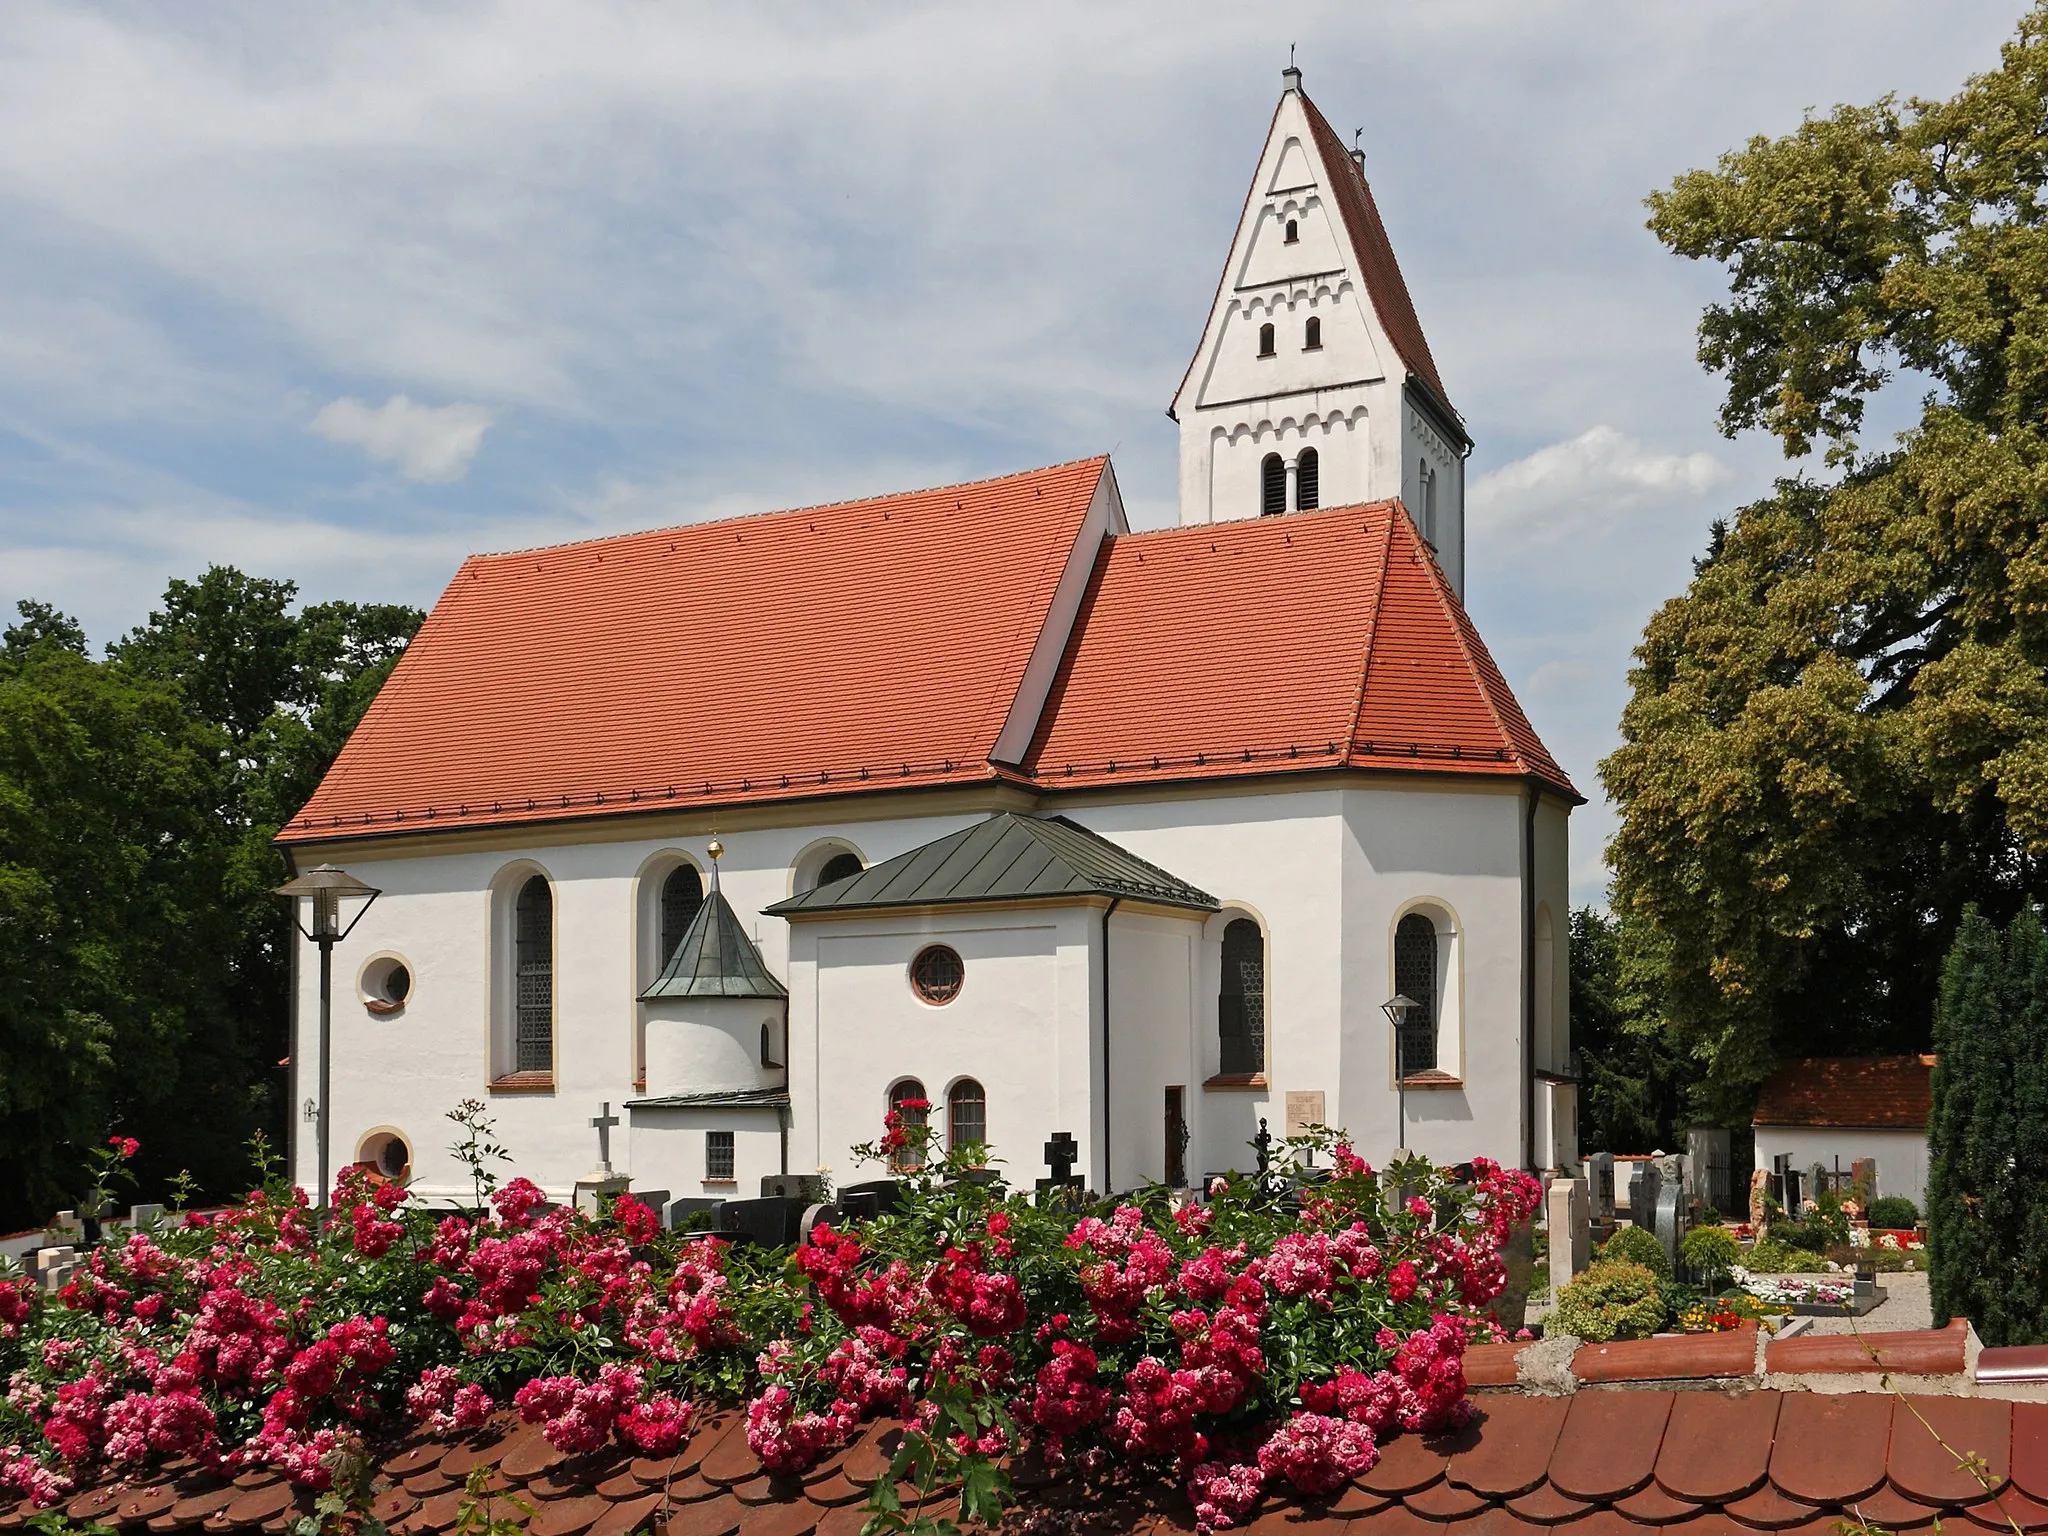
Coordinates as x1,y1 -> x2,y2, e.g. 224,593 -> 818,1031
0,2 -> 2030,906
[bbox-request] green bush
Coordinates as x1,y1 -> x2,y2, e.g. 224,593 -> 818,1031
1742,1236 -> 1830,1273
1868,1195 -> 1919,1229
1600,1222 -> 1672,1279
1554,1260 -> 1666,1342
1680,1225 -> 1739,1282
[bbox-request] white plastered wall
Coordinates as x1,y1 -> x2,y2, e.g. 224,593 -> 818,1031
626,1107 -> 783,1202
1752,1126 -> 1930,1210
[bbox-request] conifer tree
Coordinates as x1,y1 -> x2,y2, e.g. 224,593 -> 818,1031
1928,907 -> 2048,1345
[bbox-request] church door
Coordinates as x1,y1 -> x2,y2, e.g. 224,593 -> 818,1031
1164,1086 -> 1189,1189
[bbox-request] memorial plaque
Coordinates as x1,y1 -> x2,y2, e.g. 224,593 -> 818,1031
1284,1091 -> 1327,1137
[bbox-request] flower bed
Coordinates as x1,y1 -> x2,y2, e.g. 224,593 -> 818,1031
0,1114 -> 1538,1532
1728,1268 -> 1856,1308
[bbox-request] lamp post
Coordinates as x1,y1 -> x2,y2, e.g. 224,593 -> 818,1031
275,864 -> 380,1207
1381,993 -> 1418,1155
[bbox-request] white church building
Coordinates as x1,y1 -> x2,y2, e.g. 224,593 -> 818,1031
277,69 -> 1579,1207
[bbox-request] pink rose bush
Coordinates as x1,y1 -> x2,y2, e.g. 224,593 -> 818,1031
0,1119 -> 1537,1533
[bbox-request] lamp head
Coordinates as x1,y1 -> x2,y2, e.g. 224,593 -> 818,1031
274,864 -> 381,939
1380,993 -> 1418,1028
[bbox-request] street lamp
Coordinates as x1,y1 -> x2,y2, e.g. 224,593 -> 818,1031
1381,993 -> 1418,1154
275,864 -> 380,1207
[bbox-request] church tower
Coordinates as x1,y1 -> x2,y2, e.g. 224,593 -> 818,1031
1169,66 -> 1473,596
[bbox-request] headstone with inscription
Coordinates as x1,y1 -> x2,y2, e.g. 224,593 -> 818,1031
1626,1161 -> 1661,1230
1584,1153 -> 1615,1222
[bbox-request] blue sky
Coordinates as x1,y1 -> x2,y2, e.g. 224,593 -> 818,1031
0,2 -> 2026,904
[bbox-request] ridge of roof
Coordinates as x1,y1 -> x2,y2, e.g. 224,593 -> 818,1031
468,456 -> 1114,563
764,812 -> 1217,917
639,889 -> 786,1000
1297,89 -> 1463,433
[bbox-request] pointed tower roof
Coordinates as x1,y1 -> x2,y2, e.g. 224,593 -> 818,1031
640,889 -> 787,999
1170,73 -> 1465,442
1293,91 -> 1460,433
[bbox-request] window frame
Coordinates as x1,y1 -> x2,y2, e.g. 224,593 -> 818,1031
1296,447 -> 1320,511
947,1078 -> 987,1158
705,1129 -> 736,1183
1214,913 -> 1269,1082
1389,902 -> 1463,1085
1283,217 -> 1299,244
1257,321 -> 1276,358
1260,453 -> 1286,517
659,862 -> 705,967
490,862 -> 558,1088
1304,315 -> 1322,350
889,1079 -> 930,1172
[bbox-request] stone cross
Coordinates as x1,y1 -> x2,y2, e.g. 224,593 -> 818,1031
590,1103 -> 620,1174
1042,1132 -> 1079,1184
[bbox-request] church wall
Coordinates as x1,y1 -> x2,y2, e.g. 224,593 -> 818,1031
1103,908 -> 1204,1191
642,998 -> 781,1098
626,1107 -> 783,1205
1335,781 -> 1530,1172
785,907 -> 1098,1192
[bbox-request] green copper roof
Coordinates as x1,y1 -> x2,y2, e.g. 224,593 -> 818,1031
640,889 -> 788,999
763,813 -> 1217,917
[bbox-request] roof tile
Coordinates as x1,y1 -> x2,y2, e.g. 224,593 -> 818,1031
1765,1321 -> 1966,1377
1501,1484 -> 1597,1525
1573,1329 -> 1756,1383
1769,1394 -> 1892,1507
1964,1490 -> 2048,1531
1448,1397 -> 1571,1499
1887,1397 -> 2010,1506
1548,1392 -> 1671,1503
1611,1485 -> 1706,1526
1655,1393 -> 1779,1504
1723,1483 -> 1826,1531
1847,1485 -> 1946,1530
2015,1404 -> 2048,1503
662,1496 -> 742,1536
1357,1432 -> 1449,1496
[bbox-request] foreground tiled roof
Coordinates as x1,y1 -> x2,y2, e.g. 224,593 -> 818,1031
1752,1056 -> 1936,1130
1025,501 -> 1574,796
19,1336 -> 2048,1536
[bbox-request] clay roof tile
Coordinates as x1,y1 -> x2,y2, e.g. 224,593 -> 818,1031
1769,1393 -> 1893,1507
1548,1392 -> 1672,1504
1752,1056 -> 1935,1130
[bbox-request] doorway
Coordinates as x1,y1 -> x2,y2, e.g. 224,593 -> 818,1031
1165,1087 -> 1189,1189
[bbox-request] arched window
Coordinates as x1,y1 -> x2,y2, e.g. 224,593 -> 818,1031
1304,316 -> 1322,350
1296,448 -> 1320,511
1260,454 -> 1286,517
660,864 -> 703,965
1284,217 -> 1299,244
948,1079 -> 987,1156
1394,913 -> 1440,1073
889,1079 -> 930,1172
1421,463 -> 1438,545
817,851 -> 864,887
1257,322 -> 1276,358
760,1021 -> 781,1068
514,876 -> 553,1074
1218,918 -> 1266,1076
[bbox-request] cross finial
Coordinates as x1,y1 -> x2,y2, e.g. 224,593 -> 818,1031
590,1101 -> 620,1172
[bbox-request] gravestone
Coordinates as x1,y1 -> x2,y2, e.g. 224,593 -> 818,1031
1626,1161 -> 1661,1229
1584,1153 -> 1616,1222
1685,1127 -> 1732,1215
49,1211 -> 82,1242
1807,1163 -> 1830,1208
1036,1132 -> 1086,1206
573,1102 -> 630,1216
1654,1182 -> 1686,1270
630,1190 -> 671,1221
762,1174 -> 825,1201
1749,1168 -> 1770,1230
1546,1175 -> 1590,1299
126,1204 -> 166,1231
799,1203 -> 842,1245
663,1196 -> 725,1232
718,1196 -> 805,1249
1850,1159 -> 1878,1210
840,1180 -> 904,1222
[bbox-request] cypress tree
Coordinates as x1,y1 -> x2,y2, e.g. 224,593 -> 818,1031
1928,906 -> 2048,1345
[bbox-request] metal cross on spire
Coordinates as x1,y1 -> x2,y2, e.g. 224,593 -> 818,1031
590,1102 -> 620,1173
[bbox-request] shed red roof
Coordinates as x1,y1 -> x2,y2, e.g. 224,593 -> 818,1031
280,465 -> 1572,845
1752,1056 -> 1936,1130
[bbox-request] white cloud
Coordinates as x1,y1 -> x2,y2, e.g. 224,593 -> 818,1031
1470,425 -> 1729,549
310,394 -> 492,482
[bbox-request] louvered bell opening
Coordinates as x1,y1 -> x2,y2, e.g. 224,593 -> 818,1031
1260,454 -> 1286,517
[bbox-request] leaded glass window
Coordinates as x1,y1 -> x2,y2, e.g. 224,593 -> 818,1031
661,864 -> 703,965
948,1079 -> 986,1156
1218,918 -> 1266,1075
514,876 -> 553,1073
817,851 -> 864,888
1394,912 -> 1439,1073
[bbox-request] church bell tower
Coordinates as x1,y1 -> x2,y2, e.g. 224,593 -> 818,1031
1168,66 -> 1473,596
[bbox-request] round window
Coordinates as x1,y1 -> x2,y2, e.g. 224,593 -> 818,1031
359,1132 -> 410,1179
359,956 -> 412,1013
910,945 -> 964,1006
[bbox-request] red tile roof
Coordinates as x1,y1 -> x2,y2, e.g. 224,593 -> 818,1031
1752,1055 -> 1936,1130
281,460 -> 1111,842
22,1354 -> 2048,1536
280,469 -> 1572,845
1296,90 -> 1462,431
1024,500 -> 1574,796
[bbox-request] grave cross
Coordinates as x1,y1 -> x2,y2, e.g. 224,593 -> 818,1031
590,1102 -> 620,1174
1043,1132 -> 1079,1183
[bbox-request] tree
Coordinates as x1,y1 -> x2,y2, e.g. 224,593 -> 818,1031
1605,4 -> 2048,1117
1927,906 -> 2048,1345
1569,906 -> 1686,1152
0,572 -> 421,1227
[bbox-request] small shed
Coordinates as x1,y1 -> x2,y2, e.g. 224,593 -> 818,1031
1752,1054 -> 1934,1210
